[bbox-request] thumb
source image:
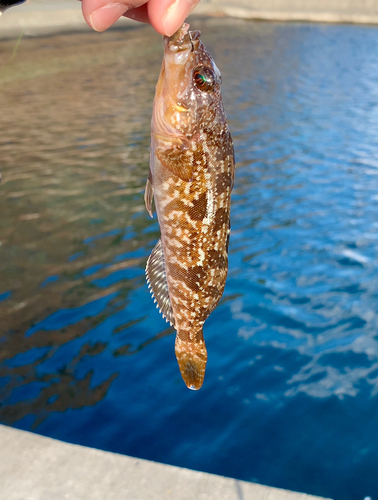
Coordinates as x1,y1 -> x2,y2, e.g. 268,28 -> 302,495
147,0 -> 201,36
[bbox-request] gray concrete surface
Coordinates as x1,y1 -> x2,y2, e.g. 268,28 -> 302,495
1,0 -> 378,40
0,424 -> 331,500
202,0 -> 378,24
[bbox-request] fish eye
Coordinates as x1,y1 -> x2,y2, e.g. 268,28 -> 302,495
193,67 -> 215,92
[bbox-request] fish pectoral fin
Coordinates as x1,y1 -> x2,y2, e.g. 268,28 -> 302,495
155,143 -> 194,182
146,239 -> 175,327
144,172 -> 154,218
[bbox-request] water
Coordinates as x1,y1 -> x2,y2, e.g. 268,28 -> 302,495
1,18 -> 378,500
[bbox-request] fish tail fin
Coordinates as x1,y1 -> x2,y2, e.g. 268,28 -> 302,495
175,331 -> 207,390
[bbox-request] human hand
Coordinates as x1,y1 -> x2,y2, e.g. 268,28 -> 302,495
80,0 -> 201,37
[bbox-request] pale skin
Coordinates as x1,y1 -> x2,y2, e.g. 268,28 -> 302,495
80,0 -> 201,36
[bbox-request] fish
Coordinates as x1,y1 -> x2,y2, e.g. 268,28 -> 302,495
145,23 -> 235,390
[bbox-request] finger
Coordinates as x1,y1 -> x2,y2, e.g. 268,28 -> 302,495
123,4 -> 149,25
147,0 -> 201,36
81,0 -> 147,32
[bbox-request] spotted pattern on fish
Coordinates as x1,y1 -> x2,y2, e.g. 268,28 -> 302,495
145,24 -> 235,390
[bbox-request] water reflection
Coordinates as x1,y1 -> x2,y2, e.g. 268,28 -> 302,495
1,18 -> 378,500
0,25 -> 166,427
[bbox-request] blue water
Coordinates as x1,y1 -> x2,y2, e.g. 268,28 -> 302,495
1,19 -> 378,500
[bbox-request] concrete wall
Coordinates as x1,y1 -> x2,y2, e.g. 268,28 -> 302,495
196,0 -> 378,23
209,0 -> 378,14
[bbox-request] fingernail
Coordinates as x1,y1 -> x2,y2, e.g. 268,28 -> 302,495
89,3 -> 128,32
162,0 -> 187,37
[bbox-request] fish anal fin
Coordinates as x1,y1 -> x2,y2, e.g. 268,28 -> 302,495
155,141 -> 194,182
146,239 -> 175,327
144,171 -> 154,218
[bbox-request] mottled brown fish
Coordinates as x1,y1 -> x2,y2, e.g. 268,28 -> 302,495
145,23 -> 235,390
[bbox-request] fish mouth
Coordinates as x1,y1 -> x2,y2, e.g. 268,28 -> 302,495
165,23 -> 202,54
167,23 -> 191,48
175,334 -> 207,390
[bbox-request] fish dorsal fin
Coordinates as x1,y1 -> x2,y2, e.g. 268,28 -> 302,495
155,141 -> 194,182
144,172 -> 154,218
146,239 -> 175,327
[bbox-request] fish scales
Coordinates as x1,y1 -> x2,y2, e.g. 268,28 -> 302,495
145,24 -> 235,390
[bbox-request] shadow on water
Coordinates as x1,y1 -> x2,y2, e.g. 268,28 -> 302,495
1,17 -> 378,500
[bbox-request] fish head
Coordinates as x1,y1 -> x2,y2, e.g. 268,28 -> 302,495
153,23 -> 223,140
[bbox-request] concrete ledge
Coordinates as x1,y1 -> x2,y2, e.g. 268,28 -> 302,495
196,5 -> 378,24
195,0 -> 378,23
0,425 -> 331,500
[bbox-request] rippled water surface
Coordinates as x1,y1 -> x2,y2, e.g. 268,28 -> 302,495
1,18 -> 378,500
